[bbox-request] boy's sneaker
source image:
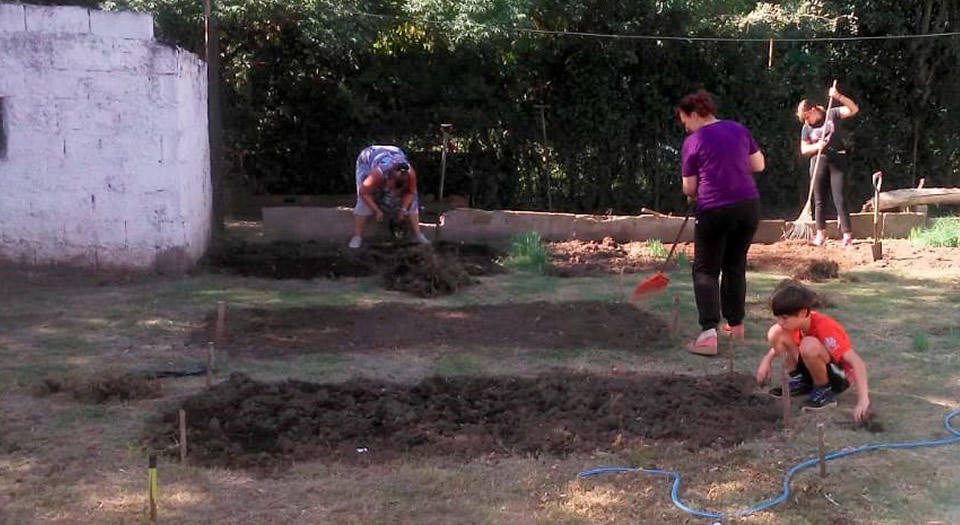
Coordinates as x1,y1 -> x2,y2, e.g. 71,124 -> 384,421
769,377 -> 813,397
348,235 -> 363,249
413,232 -> 431,245
801,386 -> 838,412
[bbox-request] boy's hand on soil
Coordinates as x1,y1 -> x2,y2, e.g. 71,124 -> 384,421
853,400 -> 870,423
755,363 -> 770,387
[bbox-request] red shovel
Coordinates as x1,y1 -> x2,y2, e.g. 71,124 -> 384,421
631,211 -> 691,301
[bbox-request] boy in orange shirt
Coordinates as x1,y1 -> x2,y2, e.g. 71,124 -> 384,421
755,282 -> 871,422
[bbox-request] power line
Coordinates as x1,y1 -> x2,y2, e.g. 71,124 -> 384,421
331,8 -> 960,43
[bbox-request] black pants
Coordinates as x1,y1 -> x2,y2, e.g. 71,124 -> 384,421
692,199 -> 760,331
811,155 -> 851,234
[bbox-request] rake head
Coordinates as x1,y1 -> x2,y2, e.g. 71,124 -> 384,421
630,272 -> 670,302
783,220 -> 814,241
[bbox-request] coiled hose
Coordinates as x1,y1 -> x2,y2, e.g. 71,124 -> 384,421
578,408 -> 960,521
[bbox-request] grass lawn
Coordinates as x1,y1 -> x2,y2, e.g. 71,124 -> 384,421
1,259 -> 959,524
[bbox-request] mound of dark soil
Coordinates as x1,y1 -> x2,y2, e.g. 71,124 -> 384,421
209,239 -> 502,281
152,371 -> 779,468
383,245 -> 474,297
35,370 -> 162,403
791,259 -> 840,282
191,301 -> 667,356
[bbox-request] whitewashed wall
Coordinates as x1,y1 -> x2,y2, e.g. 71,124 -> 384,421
0,3 -> 210,272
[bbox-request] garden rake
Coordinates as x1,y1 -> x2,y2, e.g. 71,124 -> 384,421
631,210 -> 691,301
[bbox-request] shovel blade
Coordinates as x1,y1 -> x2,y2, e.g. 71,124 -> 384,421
871,242 -> 883,261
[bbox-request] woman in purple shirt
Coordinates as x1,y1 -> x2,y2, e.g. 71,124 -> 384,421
676,90 -> 765,355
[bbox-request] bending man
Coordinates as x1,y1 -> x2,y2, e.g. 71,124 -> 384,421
349,145 -> 430,249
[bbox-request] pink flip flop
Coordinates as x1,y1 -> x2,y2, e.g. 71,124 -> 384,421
721,323 -> 745,339
687,334 -> 718,356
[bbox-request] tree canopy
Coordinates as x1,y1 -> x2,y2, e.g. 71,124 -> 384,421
39,0 -> 960,215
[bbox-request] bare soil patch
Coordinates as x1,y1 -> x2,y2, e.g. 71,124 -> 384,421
152,371 -> 780,468
548,238 -> 960,276
193,301 -> 667,357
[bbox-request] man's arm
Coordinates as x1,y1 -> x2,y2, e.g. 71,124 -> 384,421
843,349 -> 870,422
399,167 -> 417,213
359,170 -> 384,220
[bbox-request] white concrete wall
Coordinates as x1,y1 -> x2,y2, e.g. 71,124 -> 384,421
0,3 -> 210,272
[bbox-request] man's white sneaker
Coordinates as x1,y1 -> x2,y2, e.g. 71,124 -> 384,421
348,235 -> 362,249
414,232 -> 431,245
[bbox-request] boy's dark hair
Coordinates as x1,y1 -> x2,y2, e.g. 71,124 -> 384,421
771,281 -> 816,316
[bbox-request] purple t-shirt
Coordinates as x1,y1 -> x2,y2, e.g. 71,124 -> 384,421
681,120 -> 760,213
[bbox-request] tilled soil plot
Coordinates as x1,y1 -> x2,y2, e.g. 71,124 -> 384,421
549,238 -> 960,276
153,371 -> 779,468
192,301 -> 666,356
207,239 -> 503,293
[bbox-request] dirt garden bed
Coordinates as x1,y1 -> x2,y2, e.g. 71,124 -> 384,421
208,239 -> 503,279
153,371 -> 780,468
192,301 -> 667,357
549,238 -> 960,277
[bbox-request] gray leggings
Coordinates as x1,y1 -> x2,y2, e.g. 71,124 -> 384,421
811,158 -> 851,234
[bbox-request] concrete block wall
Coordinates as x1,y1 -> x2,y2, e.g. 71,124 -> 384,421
0,4 -> 210,272
262,207 -> 927,245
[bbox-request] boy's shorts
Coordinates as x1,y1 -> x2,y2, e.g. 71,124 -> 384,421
796,360 -> 851,393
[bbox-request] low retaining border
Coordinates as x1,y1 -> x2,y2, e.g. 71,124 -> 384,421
263,207 -> 927,245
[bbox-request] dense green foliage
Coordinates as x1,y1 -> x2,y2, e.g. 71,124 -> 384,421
910,216 -> 960,247
32,0 -> 960,216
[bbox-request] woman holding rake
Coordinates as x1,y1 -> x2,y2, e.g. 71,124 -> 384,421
797,85 -> 860,247
676,90 -> 765,355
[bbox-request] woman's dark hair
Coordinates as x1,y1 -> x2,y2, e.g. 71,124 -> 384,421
771,281 -> 816,316
675,89 -> 717,119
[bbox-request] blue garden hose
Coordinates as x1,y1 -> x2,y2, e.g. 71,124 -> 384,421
578,408 -> 960,521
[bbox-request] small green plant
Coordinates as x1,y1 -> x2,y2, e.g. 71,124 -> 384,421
647,239 -> 667,259
909,217 -> 960,248
675,252 -> 689,269
911,332 -> 929,353
502,232 -> 548,273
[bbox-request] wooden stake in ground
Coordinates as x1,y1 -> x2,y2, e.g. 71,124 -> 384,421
178,409 -> 187,463
148,454 -> 158,522
215,301 -> 227,343
669,295 -> 680,335
727,335 -> 735,374
206,342 -> 215,388
818,422 -> 827,477
780,352 -> 791,433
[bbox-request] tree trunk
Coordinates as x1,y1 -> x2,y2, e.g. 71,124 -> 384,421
861,187 -> 960,211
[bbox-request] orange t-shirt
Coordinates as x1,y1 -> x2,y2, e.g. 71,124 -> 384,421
791,311 -> 855,382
